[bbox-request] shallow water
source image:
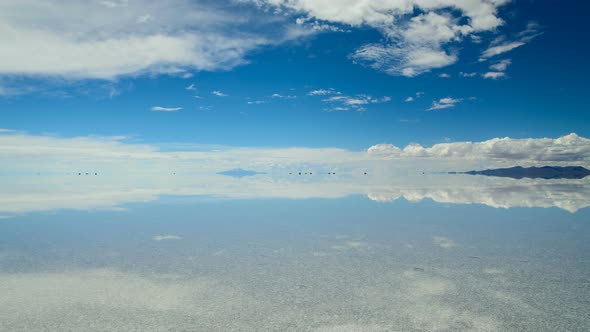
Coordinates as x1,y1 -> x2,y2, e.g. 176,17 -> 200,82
0,174 -> 589,331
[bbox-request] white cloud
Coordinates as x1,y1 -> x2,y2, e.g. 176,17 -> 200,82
0,83 -> 35,97
0,1 -> 303,79
405,96 -> 414,102
352,44 -> 458,77
460,72 -> 478,77
490,59 -> 511,71
211,91 -> 228,97
322,94 -> 391,111
327,107 -> 350,112
482,59 -> 511,79
153,235 -> 182,241
251,1 -> 510,76
480,22 -> 542,60
483,72 -> 506,80
151,106 -> 183,112
368,133 -> 590,166
481,41 -> 525,59
427,97 -> 462,111
439,73 -> 451,78
185,84 -> 196,91
247,100 -> 266,104
308,89 -> 340,96
1,131 -> 589,214
271,93 -> 296,99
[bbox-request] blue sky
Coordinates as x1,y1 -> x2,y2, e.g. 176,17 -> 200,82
0,0 -> 589,150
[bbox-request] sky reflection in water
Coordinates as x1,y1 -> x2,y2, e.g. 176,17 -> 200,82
0,172 -> 589,331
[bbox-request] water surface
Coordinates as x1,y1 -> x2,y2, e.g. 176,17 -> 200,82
0,173 -> 589,331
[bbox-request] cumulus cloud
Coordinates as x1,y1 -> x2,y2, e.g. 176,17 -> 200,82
0,1 -> 525,80
405,96 -> 414,102
151,106 -> 183,112
0,0 -> 305,79
427,97 -> 462,111
1,131 -> 589,214
250,1 -> 510,76
352,44 -> 458,77
483,72 -> 506,80
368,133 -> 590,165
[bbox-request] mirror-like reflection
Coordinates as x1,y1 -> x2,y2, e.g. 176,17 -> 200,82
1,132 -> 589,331
1,191 -> 589,331
1,173 -> 589,215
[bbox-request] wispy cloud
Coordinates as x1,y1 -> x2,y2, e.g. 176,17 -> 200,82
307,89 -> 340,96
439,73 -> 451,78
185,83 -> 196,91
271,93 -> 296,99
322,94 -> 391,111
427,97 -> 462,111
405,91 -> 425,102
151,106 -> 183,112
0,83 -> 35,97
481,41 -> 525,60
481,59 -> 511,79
0,1 -> 309,79
460,72 -> 478,77
489,59 -> 511,71
483,72 -> 506,80
211,91 -> 228,97
480,22 -> 542,60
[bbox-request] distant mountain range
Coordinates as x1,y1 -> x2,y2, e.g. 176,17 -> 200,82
450,166 -> 590,179
217,168 -> 265,178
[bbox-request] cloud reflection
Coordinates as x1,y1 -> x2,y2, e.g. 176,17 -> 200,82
1,131 -> 589,214
1,173 -> 588,214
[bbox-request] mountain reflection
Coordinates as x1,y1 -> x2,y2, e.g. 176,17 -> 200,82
1,173 -> 588,214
